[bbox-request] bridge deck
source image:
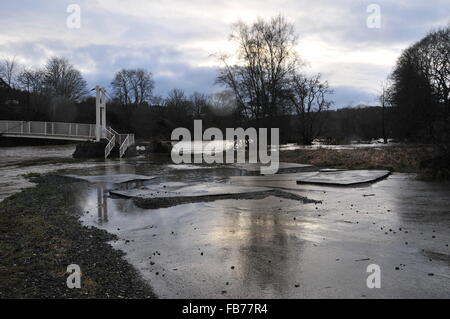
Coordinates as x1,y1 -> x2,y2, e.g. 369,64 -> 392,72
0,120 -> 96,141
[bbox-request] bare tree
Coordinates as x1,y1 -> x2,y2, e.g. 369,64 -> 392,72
111,68 -> 154,105
0,57 -> 18,88
16,68 -> 46,94
217,15 -> 302,122
189,92 -> 210,118
43,57 -> 87,101
209,90 -> 238,115
289,73 -> 333,144
164,88 -> 193,127
419,26 -> 450,112
111,69 -> 131,105
390,25 -> 450,141
165,88 -> 187,108
377,82 -> 393,144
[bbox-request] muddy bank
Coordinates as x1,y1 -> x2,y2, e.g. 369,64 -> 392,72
0,174 -> 155,298
280,144 -> 438,174
128,189 -> 318,209
0,136 -> 74,147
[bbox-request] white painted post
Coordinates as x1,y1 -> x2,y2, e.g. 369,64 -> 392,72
95,85 -> 107,141
101,89 -> 106,138
95,86 -> 101,141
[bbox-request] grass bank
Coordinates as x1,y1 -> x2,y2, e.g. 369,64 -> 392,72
0,175 -> 155,299
280,144 -> 439,174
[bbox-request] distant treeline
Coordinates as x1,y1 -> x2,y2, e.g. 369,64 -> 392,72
0,16 -> 449,147
0,83 -> 393,144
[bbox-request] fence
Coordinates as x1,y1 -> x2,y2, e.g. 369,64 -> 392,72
0,120 -> 96,140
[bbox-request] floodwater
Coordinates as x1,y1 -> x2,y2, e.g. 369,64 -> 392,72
1,145 -> 450,298
280,141 -> 399,151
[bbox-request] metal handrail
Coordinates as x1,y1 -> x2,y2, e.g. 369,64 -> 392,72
0,120 -> 96,139
119,133 -> 135,158
104,133 -> 116,159
0,120 -> 134,159
119,135 -> 129,158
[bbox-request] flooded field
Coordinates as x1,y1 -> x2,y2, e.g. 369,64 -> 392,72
1,145 -> 449,298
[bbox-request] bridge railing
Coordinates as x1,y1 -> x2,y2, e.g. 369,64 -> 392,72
0,120 -> 96,140
119,133 -> 135,158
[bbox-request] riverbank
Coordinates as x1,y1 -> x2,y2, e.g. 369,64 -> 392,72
280,144 -> 442,177
0,175 -> 155,298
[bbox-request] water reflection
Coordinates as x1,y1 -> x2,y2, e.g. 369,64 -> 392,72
96,185 -> 108,225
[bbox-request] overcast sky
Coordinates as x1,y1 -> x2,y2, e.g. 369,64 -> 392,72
1,0 -> 449,107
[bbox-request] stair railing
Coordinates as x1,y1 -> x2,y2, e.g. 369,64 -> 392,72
104,127 -> 116,158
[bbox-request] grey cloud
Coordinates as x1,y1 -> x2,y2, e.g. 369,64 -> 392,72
1,0 -> 448,107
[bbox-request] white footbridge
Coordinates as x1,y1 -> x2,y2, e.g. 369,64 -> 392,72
0,86 -> 134,158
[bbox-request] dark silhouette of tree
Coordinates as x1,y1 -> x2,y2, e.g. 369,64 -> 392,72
288,73 -> 333,144
377,82 -> 393,144
111,68 -> 154,105
0,57 -> 18,88
43,57 -> 88,101
164,88 -> 193,129
217,15 -> 301,123
189,92 -> 210,119
16,68 -> 46,94
390,25 -> 449,142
